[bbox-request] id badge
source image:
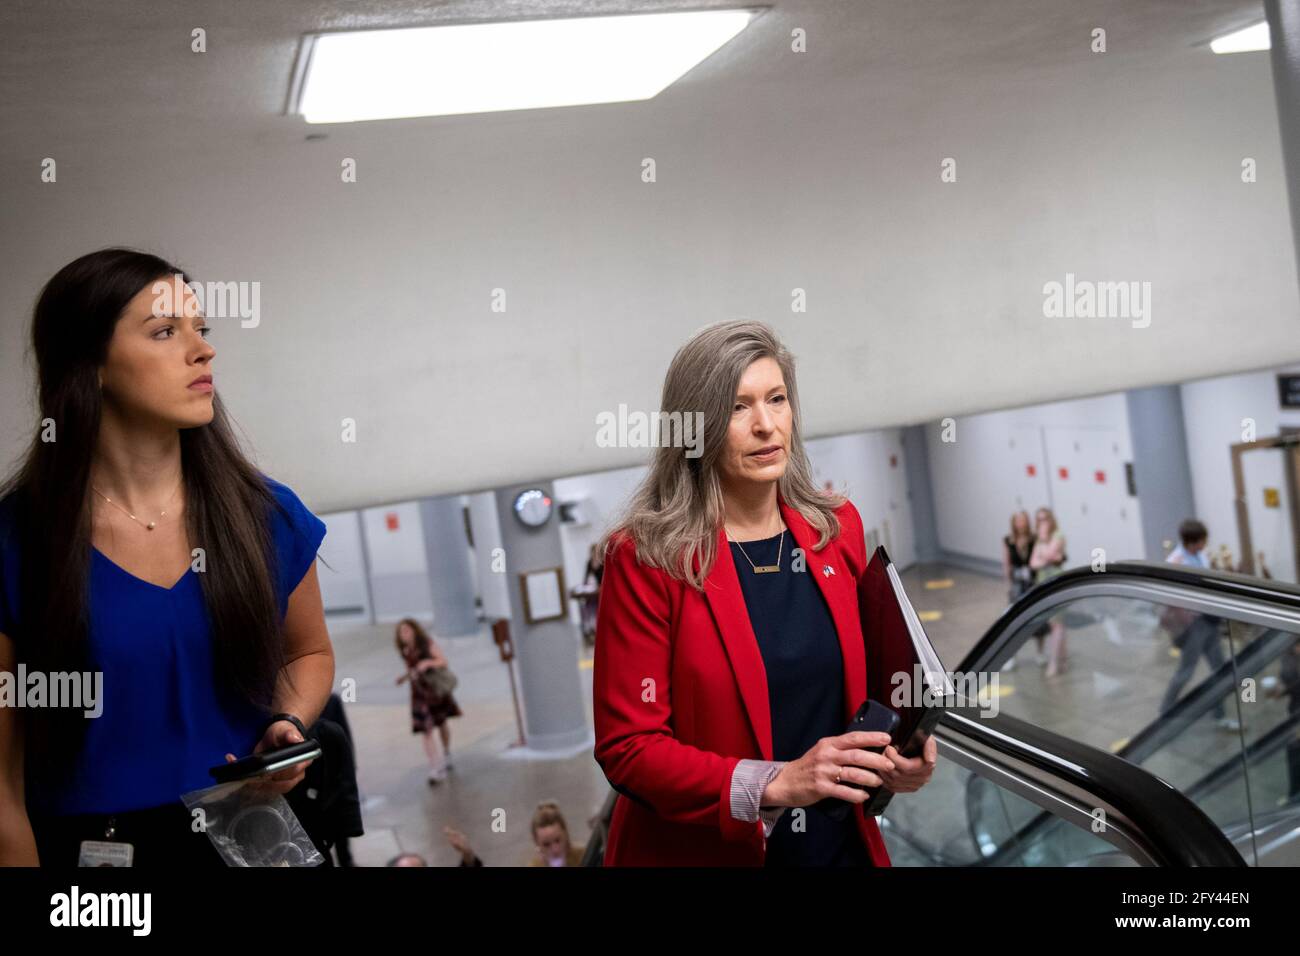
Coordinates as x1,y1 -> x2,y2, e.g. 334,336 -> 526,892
79,840 -> 134,867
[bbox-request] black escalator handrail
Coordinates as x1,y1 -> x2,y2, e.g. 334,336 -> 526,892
961,560 -> 1300,673
939,709 -> 1246,866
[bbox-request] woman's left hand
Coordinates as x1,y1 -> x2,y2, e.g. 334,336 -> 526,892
878,735 -> 938,794
223,720 -> 315,796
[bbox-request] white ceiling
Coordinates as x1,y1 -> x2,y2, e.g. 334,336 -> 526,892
1,0 -> 1296,512
0,0 -> 1272,157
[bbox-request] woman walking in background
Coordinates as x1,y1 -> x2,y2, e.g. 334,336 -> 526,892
1001,510 -> 1037,671
395,618 -> 462,784
578,542 -> 605,648
1030,507 -> 1069,678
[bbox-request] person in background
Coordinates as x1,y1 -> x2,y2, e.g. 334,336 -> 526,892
445,825 -> 484,866
1166,519 -> 1209,568
394,618 -> 463,784
1029,507 -> 1068,678
387,842 -> 522,868
577,542 -> 605,648
1160,520 -> 1237,731
321,692 -> 360,867
285,692 -> 363,868
1001,510 -> 1037,671
528,800 -> 585,866
441,801 -> 586,867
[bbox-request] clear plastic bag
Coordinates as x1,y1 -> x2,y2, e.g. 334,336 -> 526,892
181,778 -> 324,867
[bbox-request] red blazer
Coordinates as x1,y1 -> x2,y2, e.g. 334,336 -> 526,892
593,494 -> 892,867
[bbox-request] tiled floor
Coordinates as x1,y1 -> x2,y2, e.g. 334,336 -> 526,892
896,561 -> 1012,666
330,561 -> 1011,867
329,618 -> 607,867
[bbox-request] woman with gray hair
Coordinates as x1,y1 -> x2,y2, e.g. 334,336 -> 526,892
593,320 -> 936,866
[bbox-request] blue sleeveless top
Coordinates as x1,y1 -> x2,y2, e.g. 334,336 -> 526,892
0,474 -> 326,816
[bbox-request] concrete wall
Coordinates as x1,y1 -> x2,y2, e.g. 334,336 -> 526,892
925,392 -> 1144,568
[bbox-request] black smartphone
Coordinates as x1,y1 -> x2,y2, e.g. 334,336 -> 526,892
208,739 -> 322,784
816,699 -> 900,821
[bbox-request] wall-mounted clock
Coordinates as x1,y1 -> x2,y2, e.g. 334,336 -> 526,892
512,488 -> 553,528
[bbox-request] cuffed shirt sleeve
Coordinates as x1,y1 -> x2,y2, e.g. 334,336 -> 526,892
731,759 -> 788,837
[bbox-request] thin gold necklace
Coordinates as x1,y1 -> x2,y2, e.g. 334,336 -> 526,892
727,524 -> 785,574
92,478 -> 181,532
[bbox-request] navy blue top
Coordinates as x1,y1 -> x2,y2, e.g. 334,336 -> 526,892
0,475 -> 326,816
730,530 -> 870,867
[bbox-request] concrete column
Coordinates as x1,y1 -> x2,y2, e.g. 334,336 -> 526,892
492,482 -> 589,753
418,494 -> 479,637
1126,385 -> 1196,560
1266,0 -> 1300,299
466,490 -> 511,620
902,424 -> 940,563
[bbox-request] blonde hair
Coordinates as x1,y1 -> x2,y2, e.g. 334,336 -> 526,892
598,320 -> 844,590
531,800 -> 569,840
1010,510 -> 1032,544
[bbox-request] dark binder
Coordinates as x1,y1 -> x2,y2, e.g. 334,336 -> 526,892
855,544 -> 953,815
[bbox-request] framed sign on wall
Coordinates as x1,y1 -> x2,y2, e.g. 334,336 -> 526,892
519,566 -> 567,624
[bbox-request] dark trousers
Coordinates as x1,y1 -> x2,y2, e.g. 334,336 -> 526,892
31,801 -> 227,868
1159,616 -> 1227,720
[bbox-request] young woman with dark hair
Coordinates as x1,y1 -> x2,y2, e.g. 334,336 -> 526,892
0,248 -> 334,866
394,617 -> 462,784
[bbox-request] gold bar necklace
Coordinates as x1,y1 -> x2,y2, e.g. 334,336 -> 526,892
730,528 -> 785,574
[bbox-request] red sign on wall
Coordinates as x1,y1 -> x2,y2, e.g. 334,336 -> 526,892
1058,467 -> 1069,480
1095,470 -> 1106,484
385,512 -> 400,531
1026,464 -> 1036,477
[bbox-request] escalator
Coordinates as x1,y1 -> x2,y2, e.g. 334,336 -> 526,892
879,705 -> 1240,866
883,560 -> 1300,867
585,561 -> 1300,866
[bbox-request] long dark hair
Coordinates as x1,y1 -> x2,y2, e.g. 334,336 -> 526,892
395,618 -> 434,663
1,248 -> 290,785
